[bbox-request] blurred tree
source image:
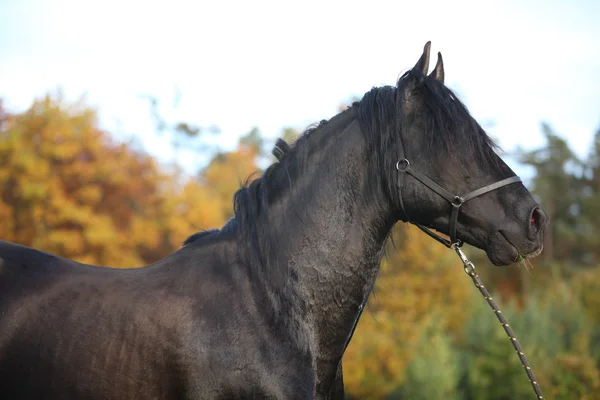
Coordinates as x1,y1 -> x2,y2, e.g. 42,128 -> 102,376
517,123 -> 586,263
139,88 -> 221,169
281,127 -> 301,144
239,126 -> 264,156
0,93 -> 249,267
461,279 -> 600,399
4,90 -> 600,399
157,178 -> 226,253
0,93 -> 168,266
390,314 -> 462,400
578,127 -> 600,265
200,128 -> 264,220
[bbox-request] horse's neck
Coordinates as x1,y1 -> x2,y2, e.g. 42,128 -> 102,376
259,115 -> 397,390
296,188 -> 395,393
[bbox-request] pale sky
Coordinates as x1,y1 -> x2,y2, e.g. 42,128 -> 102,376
1,0 -> 599,179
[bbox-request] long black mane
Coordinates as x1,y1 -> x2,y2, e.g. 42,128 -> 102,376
187,70 -> 503,284
227,109 -> 358,285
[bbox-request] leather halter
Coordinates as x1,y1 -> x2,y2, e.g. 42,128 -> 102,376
396,158 -> 522,248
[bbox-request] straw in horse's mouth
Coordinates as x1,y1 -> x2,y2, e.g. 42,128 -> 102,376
523,245 -> 543,259
498,231 -> 542,262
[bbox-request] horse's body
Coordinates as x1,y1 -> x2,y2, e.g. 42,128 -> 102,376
0,235 -> 315,399
0,43 -> 547,399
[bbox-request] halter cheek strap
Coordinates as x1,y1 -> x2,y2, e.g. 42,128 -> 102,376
396,158 -> 522,248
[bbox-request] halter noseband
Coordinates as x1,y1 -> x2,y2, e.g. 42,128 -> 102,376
396,158 -> 522,248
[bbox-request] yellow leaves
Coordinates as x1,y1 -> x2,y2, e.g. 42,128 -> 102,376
49,140 -> 82,161
53,200 -> 94,225
0,199 -> 13,238
0,93 -> 262,269
11,148 -> 32,170
20,181 -> 49,201
130,216 -> 161,248
82,214 -> 116,247
75,185 -> 102,205
203,147 -> 261,219
180,180 -> 225,227
47,229 -> 84,254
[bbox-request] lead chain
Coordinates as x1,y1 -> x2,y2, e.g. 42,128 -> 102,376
453,245 -> 544,399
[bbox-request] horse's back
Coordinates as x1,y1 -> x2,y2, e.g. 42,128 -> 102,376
0,240 -> 80,327
0,239 -> 74,274
0,241 -> 194,399
0,240 -> 316,399
0,239 -> 105,332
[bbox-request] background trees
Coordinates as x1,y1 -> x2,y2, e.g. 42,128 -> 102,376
1,94 -> 598,399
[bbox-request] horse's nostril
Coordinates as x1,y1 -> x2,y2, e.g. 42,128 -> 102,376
530,212 -> 538,225
530,207 -> 547,232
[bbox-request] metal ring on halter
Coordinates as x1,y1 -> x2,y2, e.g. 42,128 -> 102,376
463,261 -> 476,275
453,245 -> 476,274
450,240 -> 463,250
454,246 -> 469,263
395,158 -> 410,172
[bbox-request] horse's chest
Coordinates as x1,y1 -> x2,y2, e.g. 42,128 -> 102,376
181,322 -> 316,399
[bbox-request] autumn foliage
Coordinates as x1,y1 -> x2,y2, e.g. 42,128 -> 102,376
2,94 -> 600,399
0,94 -> 254,267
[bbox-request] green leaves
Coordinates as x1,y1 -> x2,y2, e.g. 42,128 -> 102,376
461,280 -> 600,399
397,315 -> 463,400
516,122 -> 600,265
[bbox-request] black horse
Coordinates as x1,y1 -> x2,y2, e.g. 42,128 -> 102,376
0,42 -> 547,399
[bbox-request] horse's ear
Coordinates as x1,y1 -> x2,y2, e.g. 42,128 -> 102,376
428,52 -> 444,84
413,41 -> 431,75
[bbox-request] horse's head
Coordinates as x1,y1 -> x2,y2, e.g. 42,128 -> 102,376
393,42 -> 547,266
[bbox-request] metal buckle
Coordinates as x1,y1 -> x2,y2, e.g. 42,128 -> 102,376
395,159 -> 410,172
453,244 -> 475,275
